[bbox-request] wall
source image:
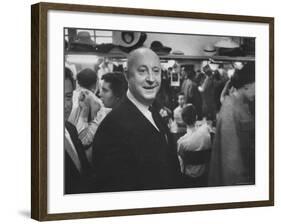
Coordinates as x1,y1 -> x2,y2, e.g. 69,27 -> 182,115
0,0 -> 280,224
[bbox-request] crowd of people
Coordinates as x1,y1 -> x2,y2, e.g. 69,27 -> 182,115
64,47 -> 255,194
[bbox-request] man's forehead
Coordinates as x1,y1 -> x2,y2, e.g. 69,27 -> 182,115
130,50 -> 160,67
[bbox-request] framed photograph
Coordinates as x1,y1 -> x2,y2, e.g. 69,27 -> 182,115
31,2 -> 274,221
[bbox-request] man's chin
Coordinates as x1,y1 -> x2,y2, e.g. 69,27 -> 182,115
142,94 -> 157,104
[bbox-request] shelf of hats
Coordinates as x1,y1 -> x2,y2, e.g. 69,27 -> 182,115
65,28 -> 255,137
65,28 -> 255,66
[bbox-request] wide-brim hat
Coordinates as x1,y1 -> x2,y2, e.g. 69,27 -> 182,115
214,37 -> 239,48
214,38 -> 245,56
171,50 -> 184,55
108,46 -> 127,57
150,41 -> 172,55
113,31 -> 142,48
70,31 -> 98,52
73,31 -> 96,46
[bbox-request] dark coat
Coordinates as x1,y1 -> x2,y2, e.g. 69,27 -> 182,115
91,97 -> 182,192
182,79 -> 203,120
64,121 -> 91,194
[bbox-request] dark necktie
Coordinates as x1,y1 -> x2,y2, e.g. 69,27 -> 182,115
149,106 -> 168,144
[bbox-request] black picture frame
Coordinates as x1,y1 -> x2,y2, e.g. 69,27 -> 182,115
31,2 -> 274,221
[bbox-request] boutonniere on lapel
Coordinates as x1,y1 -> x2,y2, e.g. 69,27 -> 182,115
159,107 -> 172,125
159,108 -> 168,118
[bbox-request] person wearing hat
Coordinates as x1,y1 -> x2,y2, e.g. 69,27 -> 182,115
91,47 -> 182,192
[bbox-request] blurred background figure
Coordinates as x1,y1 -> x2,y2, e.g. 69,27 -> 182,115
177,104 -> 212,187
173,92 -> 186,134
199,64 -> 217,121
68,68 -> 105,161
208,62 -> 255,186
97,57 -> 114,81
182,69 -> 203,120
64,67 -> 91,194
100,72 -> 128,109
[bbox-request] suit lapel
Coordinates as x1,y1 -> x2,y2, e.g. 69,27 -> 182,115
123,97 -> 163,135
122,97 -> 171,146
65,121 -> 90,174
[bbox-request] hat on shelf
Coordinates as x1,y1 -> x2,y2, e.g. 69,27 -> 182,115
74,31 -> 95,45
114,31 -> 142,47
113,31 -> 147,53
150,41 -> 172,55
203,44 -> 216,56
70,31 -> 98,52
108,46 -> 127,57
214,37 -> 245,56
171,50 -> 184,55
214,37 -> 239,48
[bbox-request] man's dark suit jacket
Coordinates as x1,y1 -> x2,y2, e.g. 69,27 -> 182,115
91,97 -> 182,192
64,121 -> 91,194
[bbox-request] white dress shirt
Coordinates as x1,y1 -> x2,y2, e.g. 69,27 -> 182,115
177,123 -> 211,177
127,90 -> 159,131
65,128 -> 82,173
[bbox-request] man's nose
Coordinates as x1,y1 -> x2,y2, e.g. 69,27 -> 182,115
146,70 -> 155,83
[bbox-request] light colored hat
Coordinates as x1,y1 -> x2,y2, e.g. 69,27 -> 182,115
203,44 -> 216,56
214,37 -> 239,48
74,31 -> 95,45
171,50 -> 184,55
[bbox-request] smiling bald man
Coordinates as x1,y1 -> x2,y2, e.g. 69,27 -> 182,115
91,48 -> 182,193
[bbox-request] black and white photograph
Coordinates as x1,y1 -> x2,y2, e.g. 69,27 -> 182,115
30,2 -> 274,221
64,28 -> 256,194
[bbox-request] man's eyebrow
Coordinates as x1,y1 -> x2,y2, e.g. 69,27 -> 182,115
138,65 -> 160,68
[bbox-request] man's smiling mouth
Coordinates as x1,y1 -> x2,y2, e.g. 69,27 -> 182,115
143,85 -> 158,90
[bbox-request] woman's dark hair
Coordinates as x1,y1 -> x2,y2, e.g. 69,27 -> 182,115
101,72 -> 128,98
231,62 -> 255,89
77,68 -> 98,89
65,67 -> 75,89
181,104 -> 197,126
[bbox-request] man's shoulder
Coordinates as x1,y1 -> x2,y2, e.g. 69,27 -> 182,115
92,100 -> 139,148
98,100 -> 135,128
